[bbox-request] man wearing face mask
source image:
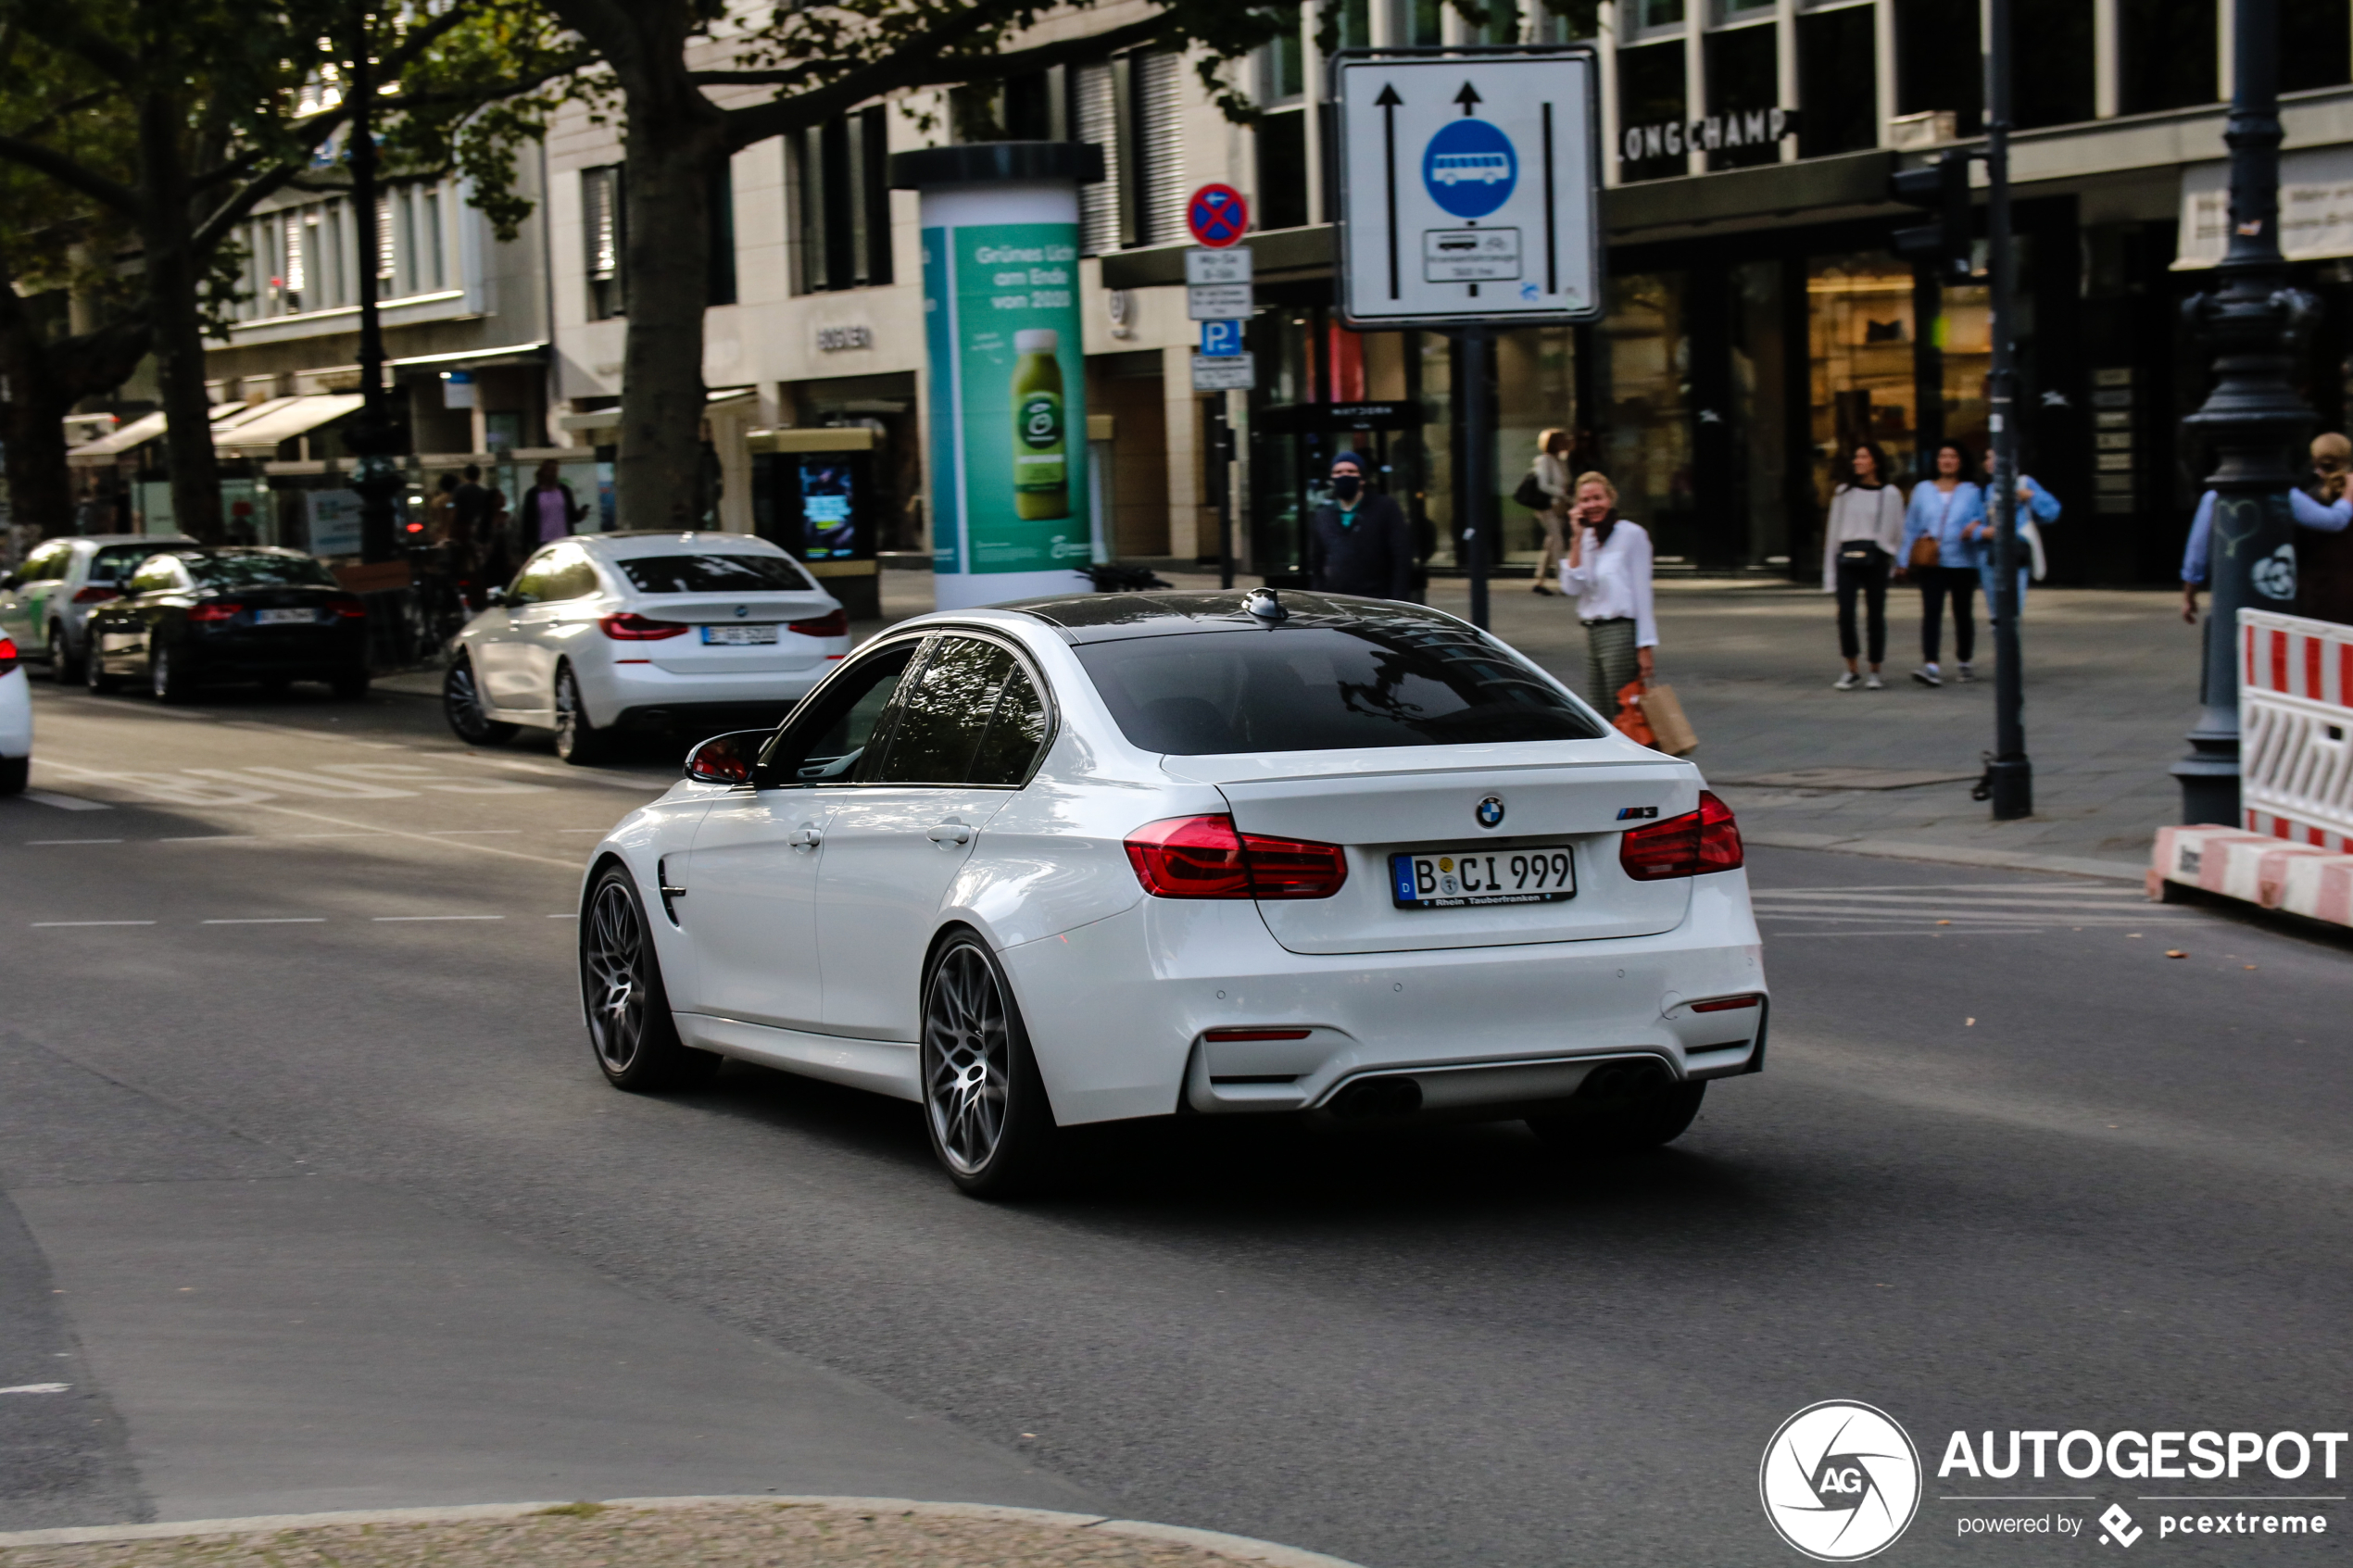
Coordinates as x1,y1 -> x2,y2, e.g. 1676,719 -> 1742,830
1306,450 -> 1416,601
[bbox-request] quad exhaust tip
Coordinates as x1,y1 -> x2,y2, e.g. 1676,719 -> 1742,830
1328,1076 -> 1425,1119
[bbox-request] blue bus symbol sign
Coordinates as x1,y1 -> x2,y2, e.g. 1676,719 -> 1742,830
1422,119 -> 1516,219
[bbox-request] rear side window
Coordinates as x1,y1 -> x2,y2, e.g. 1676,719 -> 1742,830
185,552 -> 338,589
20,544 -> 71,582
1075,623 -> 1603,755
966,662 -> 1050,785
618,554 -> 812,594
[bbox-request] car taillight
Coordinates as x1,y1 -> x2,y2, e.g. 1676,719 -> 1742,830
1619,790 -> 1744,881
328,595 -> 367,619
598,612 -> 690,640
1125,814 -> 1349,900
71,585 -> 118,604
787,608 -> 848,638
186,601 -> 243,622
0,636 -> 17,674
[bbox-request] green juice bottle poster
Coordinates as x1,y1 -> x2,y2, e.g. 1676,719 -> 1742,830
1012,328 -> 1068,520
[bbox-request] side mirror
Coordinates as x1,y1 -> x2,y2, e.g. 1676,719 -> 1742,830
484,585 -> 510,606
684,729 -> 769,786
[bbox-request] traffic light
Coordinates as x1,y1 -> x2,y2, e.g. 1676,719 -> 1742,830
1890,150 -> 1974,282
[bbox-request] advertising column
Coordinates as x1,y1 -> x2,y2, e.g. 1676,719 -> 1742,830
891,144 -> 1106,610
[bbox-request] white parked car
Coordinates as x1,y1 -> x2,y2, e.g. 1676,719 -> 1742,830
0,533 -> 200,683
444,531 -> 849,763
577,589 -> 1768,1195
0,627 -> 31,795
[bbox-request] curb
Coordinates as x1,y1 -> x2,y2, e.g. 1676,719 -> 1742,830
0,1495 -> 1371,1568
1743,830 -> 2145,883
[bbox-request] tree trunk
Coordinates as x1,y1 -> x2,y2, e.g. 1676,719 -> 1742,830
137,86 -> 223,545
614,88 -> 727,529
0,273 -> 151,539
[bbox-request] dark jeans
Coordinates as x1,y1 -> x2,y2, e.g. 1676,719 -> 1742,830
1834,547 -> 1891,663
1918,565 -> 1978,665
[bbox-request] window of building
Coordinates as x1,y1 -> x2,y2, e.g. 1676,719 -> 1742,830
1808,255 -> 1919,498
583,164 -> 625,320
1704,22 -> 1780,171
709,165 -> 737,307
1074,61 -> 1121,256
1255,12 -> 1310,232
1534,0 -> 1602,41
1629,0 -> 1685,33
1617,40 -> 1688,182
2282,0 -> 2353,94
794,108 -> 893,293
1895,0 -> 1982,136
1412,0 -> 1444,45
2016,0 -> 2094,127
1797,4 -> 1877,157
2119,0 -> 2217,114
1124,51 -> 1188,246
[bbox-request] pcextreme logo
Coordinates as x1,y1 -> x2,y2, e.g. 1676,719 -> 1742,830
1760,1400 -> 1924,1562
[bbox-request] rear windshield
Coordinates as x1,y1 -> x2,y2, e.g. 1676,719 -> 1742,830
183,552 -> 339,589
1075,623 -> 1604,755
88,545 -> 162,583
617,554 -> 812,594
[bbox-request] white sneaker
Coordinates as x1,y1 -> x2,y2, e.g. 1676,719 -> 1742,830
1912,665 -> 1942,687
1957,662 -> 1978,683
1833,671 -> 1859,691
1865,672 -> 1885,690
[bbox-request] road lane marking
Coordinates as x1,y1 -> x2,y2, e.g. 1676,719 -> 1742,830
547,912 -> 577,918
429,829 -> 522,836
202,918 -> 327,925
0,1384 -> 69,1395
19,790 -> 110,810
371,914 -> 506,922
25,839 -> 123,846
31,922 -> 156,928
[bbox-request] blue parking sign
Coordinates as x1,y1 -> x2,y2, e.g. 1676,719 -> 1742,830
1200,320 -> 1244,357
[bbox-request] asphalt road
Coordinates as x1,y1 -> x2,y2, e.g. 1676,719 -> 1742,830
2,677 -> 2348,1567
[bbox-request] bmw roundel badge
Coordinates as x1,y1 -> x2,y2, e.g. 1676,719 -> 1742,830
735,604 -> 750,618
1476,795 -> 1505,829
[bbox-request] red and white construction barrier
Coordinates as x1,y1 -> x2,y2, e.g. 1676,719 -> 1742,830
2149,824 -> 2353,927
2239,608 -> 2353,851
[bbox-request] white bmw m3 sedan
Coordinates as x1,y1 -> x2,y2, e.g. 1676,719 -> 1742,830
577,588 -> 1767,1195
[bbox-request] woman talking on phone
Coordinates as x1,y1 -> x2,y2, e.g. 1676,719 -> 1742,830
1558,471 -> 1655,710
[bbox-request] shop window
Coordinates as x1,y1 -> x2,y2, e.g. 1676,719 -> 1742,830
1601,271 -> 1696,559
1797,6 -> 1877,157
1617,41 -> 1688,182
2016,0 -> 2094,128
708,165 -> 737,307
1704,23 -> 1780,172
795,108 -> 893,293
1807,255 -> 1918,503
583,164 -> 624,320
2283,0 -> 2353,94
1493,327 -> 1579,565
1730,259 -> 1790,568
1895,0 -> 1982,136
2119,0 -> 2217,114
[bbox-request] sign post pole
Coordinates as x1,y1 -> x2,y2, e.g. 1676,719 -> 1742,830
1461,326 -> 1491,629
1185,184 -> 1253,590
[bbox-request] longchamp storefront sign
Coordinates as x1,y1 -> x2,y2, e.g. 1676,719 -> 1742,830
1619,107 -> 1796,165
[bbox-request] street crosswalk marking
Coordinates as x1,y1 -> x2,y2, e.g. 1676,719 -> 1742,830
1751,881 -> 2186,935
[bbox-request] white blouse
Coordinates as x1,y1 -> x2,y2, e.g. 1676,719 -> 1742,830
1559,521 -> 1657,649
1819,484 -> 1907,589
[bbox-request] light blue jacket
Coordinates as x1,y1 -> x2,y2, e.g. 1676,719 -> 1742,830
1902,481 -> 1988,571
2179,488 -> 2353,584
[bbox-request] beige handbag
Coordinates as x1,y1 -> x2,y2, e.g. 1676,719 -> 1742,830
1640,682 -> 1698,757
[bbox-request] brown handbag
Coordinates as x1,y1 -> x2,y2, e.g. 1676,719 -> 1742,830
1907,533 -> 1941,571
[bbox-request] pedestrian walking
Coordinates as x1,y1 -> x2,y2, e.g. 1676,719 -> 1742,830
1558,471 -> 1656,710
1306,451 -> 1415,601
522,459 -> 586,547
1523,428 -> 1574,596
1972,449 -> 2060,627
2295,432 -> 2353,625
1900,440 -> 1987,686
2179,436 -> 2353,622
1820,442 -> 1906,690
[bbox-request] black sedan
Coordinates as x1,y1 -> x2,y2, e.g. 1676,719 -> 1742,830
83,547 -> 371,703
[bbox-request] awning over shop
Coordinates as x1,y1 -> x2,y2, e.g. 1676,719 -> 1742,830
387,340 -> 548,371
65,410 -> 167,465
214,394 -> 366,456
2176,144 -> 2353,269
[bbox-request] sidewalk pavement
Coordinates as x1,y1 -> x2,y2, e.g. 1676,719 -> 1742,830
0,1497 -> 1366,1568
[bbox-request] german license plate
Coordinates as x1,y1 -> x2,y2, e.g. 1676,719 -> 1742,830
1390,845 -> 1577,909
253,608 -> 313,626
701,623 -> 778,645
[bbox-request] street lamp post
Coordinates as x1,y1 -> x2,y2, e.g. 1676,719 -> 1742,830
2173,0 -> 2316,825
1982,0 -> 2030,819
345,8 -> 403,569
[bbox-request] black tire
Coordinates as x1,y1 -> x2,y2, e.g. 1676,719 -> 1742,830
552,663 -> 608,765
920,933 -> 1059,1198
0,755 -> 25,796
580,865 -> 720,1092
47,625 -> 78,685
1528,1062 -> 1705,1155
83,634 -> 120,694
149,643 -> 195,705
443,653 -> 516,745
330,669 -> 371,701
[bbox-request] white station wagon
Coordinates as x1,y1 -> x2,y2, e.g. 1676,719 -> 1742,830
577,589 -> 1768,1194
444,531 -> 849,763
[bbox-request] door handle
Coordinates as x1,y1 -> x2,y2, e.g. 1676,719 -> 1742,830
926,821 -> 972,847
788,824 -> 824,849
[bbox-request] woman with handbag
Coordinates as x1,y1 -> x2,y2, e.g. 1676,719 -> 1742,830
1559,471 -> 1655,710
1520,429 -> 1575,595
1900,440 -> 1987,687
1820,442 -> 1906,690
